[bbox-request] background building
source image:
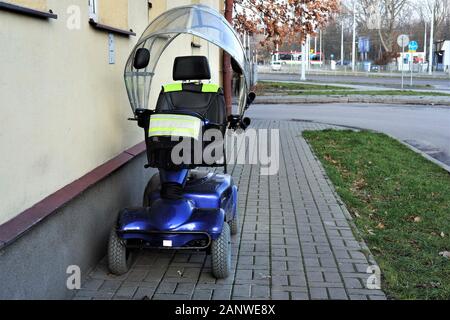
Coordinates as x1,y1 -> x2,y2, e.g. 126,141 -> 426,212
0,0 -> 223,299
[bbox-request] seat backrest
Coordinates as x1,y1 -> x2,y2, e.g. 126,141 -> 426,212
155,83 -> 226,125
154,56 -> 226,125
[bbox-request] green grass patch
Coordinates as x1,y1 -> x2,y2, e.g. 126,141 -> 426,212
256,81 -> 450,97
303,130 -> 450,299
256,81 -> 350,92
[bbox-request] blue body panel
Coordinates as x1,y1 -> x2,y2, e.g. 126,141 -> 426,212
118,207 -> 225,245
116,169 -> 237,247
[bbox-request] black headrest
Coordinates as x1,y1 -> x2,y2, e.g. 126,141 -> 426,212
173,56 -> 211,81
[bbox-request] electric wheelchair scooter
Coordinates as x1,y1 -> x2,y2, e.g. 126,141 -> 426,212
108,5 -> 255,279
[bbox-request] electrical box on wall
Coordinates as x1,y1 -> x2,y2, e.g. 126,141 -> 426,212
109,34 -> 115,64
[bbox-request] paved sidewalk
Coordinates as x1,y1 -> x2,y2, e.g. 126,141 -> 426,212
74,120 -> 386,300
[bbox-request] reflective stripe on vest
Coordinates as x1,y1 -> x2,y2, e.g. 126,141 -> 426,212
149,114 -> 201,140
162,83 -> 220,93
201,84 -> 220,93
163,83 -> 183,92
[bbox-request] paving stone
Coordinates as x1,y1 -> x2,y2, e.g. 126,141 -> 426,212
310,287 -> 328,300
175,283 -> 196,295
156,282 -> 177,294
212,289 -> 232,300
232,284 -> 251,298
291,292 -> 309,300
115,285 -> 138,299
133,287 -> 156,300
271,291 -> 290,300
192,290 -> 213,300
327,288 -> 348,300
81,278 -> 104,291
349,294 -> 369,300
251,285 -> 270,298
99,280 -> 122,293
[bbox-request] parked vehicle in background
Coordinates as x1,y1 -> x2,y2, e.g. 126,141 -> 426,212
371,64 -> 381,72
271,51 -> 302,65
271,61 -> 282,71
336,60 -> 351,66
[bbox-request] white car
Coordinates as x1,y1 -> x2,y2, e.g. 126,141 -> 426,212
271,61 -> 282,71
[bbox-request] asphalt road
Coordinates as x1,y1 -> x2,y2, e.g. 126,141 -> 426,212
247,103 -> 450,167
259,73 -> 450,91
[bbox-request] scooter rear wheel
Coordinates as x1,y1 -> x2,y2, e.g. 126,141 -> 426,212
108,226 -> 133,275
211,223 -> 232,279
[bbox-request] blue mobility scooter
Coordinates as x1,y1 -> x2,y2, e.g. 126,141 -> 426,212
108,5 -> 255,279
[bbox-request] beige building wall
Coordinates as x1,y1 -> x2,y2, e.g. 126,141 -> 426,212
97,0 -> 129,30
3,0 -> 47,11
0,0 -> 222,225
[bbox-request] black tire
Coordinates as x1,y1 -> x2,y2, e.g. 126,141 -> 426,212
107,226 -> 133,275
143,174 -> 160,207
229,207 -> 239,236
211,223 -> 232,279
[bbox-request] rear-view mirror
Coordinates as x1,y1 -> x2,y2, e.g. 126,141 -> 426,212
247,92 -> 256,107
134,48 -> 150,69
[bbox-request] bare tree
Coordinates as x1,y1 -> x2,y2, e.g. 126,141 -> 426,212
421,0 -> 449,41
377,0 -> 410,52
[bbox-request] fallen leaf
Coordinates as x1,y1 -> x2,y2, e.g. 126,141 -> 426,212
353,211 -> 361,218
367,229 -> 375,236
376,223 -> 385,230
353,178 -> 367,190
431,282 -> 441,288
439,251 -> 450,259
324,154 -> 338,165
415,282 -> 441,289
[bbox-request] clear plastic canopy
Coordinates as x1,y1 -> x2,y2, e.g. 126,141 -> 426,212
124,4 -> 250,116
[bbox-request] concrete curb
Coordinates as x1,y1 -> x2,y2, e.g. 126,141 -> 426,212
255,95 -> 450,106
393,137 -> 450,174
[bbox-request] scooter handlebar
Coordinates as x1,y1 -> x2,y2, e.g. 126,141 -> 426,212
228,115 -> 251,130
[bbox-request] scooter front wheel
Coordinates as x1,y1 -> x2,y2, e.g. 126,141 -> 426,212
211,223 -> 232,279
229,206 -> 239,236
108,226 -> 133,275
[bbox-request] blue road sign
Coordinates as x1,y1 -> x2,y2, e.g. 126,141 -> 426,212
409,41 -> 418,51
358,37 -> 370,53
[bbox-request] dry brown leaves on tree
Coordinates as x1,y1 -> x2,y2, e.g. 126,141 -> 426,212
233,0 -> 341,47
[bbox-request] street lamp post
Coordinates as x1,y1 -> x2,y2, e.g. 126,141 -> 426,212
341,20 -> 344,66
301,38 -> 307,80
428,7 -> 434,75
424,22 -> 427,63
351,2 -> 356,72
307,34 -> 311,71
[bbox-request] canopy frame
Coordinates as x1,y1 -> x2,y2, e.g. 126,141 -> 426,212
124,4 -> 250,117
